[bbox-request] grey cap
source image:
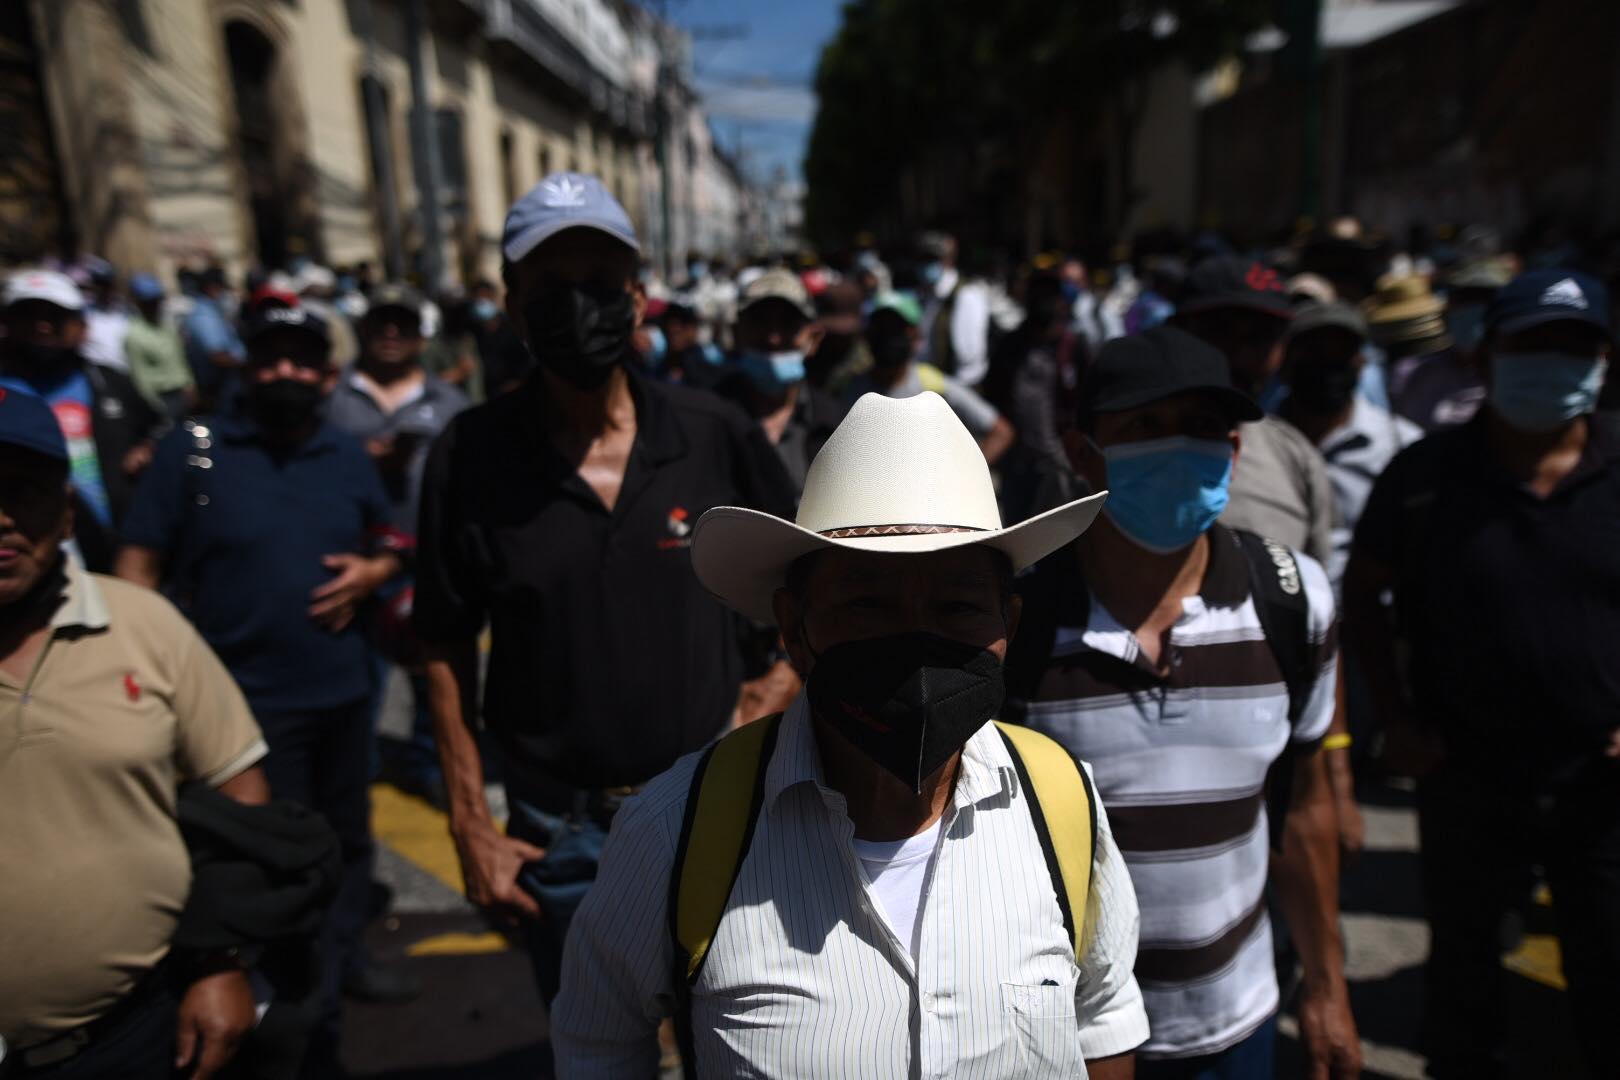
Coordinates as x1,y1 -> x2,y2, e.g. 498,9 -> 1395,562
502,172 -> 639,264
1287,300 -> 1369,342
740,267 -> 814,320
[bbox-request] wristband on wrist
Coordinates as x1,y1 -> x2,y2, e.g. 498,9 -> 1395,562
1321,733 -> 1353,752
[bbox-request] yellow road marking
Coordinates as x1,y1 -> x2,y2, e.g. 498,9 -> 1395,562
406,931 -> 512,957
1503,933 -> 1567,991
370,782 -> 467,894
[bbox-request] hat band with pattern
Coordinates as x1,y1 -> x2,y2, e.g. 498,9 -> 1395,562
819,523 -> 987,540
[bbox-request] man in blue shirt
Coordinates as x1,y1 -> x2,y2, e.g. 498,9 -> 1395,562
116,304 -> 407,1075
183,266 -> 246,412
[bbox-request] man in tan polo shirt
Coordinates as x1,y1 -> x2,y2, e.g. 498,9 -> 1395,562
0,388 -> 269,1079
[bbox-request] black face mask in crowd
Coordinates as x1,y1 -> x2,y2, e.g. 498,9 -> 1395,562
522,285 -> 635,390
1289,361 -> 1360,414
12,342 -> 79,378
806,630 -> 1006,793
247,379 -> 324,433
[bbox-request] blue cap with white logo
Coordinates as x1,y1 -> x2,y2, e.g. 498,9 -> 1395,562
501,172 -> 640,264
1487,268 -> 1612,344
0,386 -> 69,462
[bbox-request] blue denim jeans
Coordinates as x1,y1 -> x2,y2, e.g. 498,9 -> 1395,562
503,790 -> 610,1008
1136,1013 -> 1278,1080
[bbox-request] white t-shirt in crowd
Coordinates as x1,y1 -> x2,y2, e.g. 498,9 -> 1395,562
851,816 -> 944,957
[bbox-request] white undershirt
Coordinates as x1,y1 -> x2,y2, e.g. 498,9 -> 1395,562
851,816 -> 945,958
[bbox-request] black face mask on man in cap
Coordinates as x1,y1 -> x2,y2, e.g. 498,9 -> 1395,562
522,285 -> 635,390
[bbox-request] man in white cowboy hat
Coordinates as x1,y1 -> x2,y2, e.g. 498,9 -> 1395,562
552,392 -> 1149,1078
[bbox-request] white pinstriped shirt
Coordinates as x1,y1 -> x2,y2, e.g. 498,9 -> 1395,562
553,695 -> 1149,1078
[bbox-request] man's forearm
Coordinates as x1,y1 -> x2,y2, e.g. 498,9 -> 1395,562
1273,752 -> 1345,989
422,640 -> 491,827
1085,1052 -> 1134,1080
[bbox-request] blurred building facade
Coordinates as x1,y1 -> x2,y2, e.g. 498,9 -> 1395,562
5,0 -> 759,286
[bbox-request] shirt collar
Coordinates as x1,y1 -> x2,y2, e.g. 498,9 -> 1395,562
763,693 -> 1012,813
53,558 -> 110,632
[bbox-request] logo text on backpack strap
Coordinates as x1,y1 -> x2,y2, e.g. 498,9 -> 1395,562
994,722 -> 1095,959
673,714 -> 782,983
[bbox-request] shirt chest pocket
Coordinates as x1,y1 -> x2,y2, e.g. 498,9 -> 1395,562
1002,976 -> 1085,1073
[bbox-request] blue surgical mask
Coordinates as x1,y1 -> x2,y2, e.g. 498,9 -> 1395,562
1447,302 -> 1487,353
471,298 -> 499,324
920,262 -> 944,287
737,349 -> 806,394
1094,435 -> 1235,554
1489,352 -> 1607,434
644,324 -> 668,367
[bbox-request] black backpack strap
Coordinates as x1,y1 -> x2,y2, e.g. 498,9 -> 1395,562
1233,530 -> 1315,850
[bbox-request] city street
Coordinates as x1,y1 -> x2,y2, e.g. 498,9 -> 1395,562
347,673 -> 1589,1080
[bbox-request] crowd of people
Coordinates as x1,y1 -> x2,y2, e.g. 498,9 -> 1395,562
1,167 -> 1616,1080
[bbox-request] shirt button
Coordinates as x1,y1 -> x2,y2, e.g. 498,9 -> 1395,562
921,991 -> 936,1012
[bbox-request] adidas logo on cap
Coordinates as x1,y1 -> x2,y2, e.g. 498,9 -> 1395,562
1541,277 -> 1589,310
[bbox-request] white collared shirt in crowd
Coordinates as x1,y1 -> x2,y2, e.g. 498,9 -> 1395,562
552,694 -> 1149,1078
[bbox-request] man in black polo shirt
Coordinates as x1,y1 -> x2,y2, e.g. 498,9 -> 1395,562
414,173 -> 796,1007
117,304 -> 409,1074
1345,268 -> 1620,1080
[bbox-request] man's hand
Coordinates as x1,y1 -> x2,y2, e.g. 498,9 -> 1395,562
175,970 -> 255,1079
731,658 -> 802,729
122,441 -> 155,478
1296,979 -> 1362,1080
451,815 -> 546,925
309,553 -> 398,632
1378,720 -> 1445,780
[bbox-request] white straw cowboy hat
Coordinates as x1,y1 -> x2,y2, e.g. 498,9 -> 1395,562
692,391 -> 1109,623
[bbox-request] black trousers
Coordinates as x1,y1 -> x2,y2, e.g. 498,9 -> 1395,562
1417,756 -> 1620,1080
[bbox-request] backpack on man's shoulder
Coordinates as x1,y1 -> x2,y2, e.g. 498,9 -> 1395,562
664,711 -> 1099,1070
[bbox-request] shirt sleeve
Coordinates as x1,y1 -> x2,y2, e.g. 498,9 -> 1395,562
940,377 -> 1001,438
119,426 -> 190,555
1350,447 -> 1407,566
950,282 -> 992,387
170,618 -> 267,784
728,407 -> 798,520
1074,764 -> 1150,1060
552,772 -> 688,1077
1300,431 -> 1337,567
412,420 -> 486,642
1292,549 -> 1339,745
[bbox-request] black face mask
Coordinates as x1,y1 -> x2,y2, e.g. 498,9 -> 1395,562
1290,361 -> 1359,414
523,285 -> 635,389
807,630 -> 1005,793
867,332 -> 912,369
247,379 -> 324,433
12,342 -> 79,378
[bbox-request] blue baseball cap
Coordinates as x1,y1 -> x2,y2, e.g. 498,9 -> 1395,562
501,172 -> 639,264
1487,268 -> 1612,344
129,273 -> 165,302
0,386 -> 69,462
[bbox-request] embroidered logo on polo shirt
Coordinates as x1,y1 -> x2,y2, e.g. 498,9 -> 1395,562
124,672 -> 141,702
658,506 -> 693,550
1541,277 -> 1588,310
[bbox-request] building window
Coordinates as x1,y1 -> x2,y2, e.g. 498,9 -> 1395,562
499,130 -> 516,208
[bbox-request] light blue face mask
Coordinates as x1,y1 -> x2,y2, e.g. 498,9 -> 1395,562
1489,352 -> 1607,434
470,298 -> 499,324
737,349 -> 806,394
920,262 -> 944,287
644,324 -> 668,367
1094,435 -> 1235,554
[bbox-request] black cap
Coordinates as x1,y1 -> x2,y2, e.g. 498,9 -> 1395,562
1486,268 -> 1612,344
366,283 -> 425,329
1180,255 -> 1293,319
1080,326 -> 1264,423
244,304 -> 331,347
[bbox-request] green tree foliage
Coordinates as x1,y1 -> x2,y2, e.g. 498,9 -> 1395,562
804,0 -> 1276,248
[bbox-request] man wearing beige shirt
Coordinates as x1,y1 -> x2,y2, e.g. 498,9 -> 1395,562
0,388 -> 269,1078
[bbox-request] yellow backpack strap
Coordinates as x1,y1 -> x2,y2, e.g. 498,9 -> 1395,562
915,362 -> 949,395
668,713 -> 783,1066
994,721 -> 1098,959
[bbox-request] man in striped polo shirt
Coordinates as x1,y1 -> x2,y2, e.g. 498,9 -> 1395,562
1007,327 -> 1360,1078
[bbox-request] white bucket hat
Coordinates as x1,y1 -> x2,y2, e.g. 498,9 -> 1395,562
692,392 -> 1108,623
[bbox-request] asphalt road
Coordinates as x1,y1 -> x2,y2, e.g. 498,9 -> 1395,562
344,671 -> 1588,1079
